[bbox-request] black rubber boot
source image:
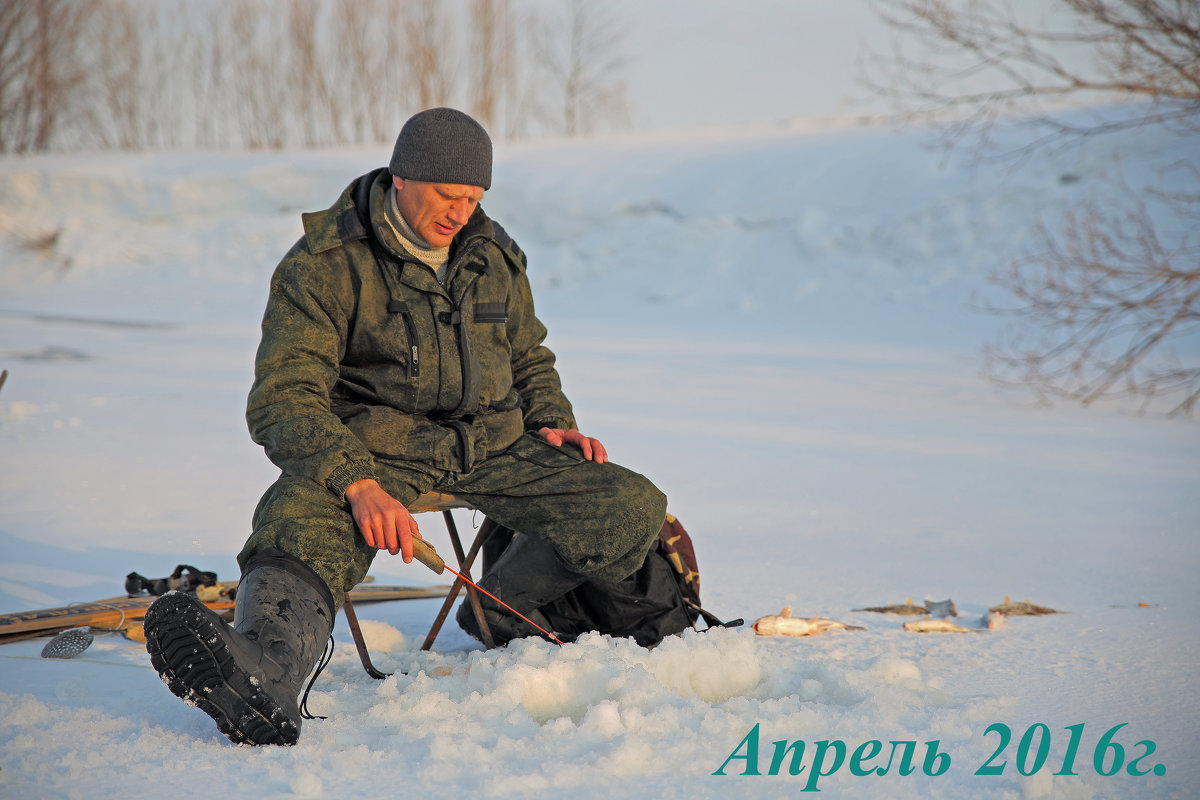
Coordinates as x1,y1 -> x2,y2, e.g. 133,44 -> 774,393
144,551 -> 335,746
456,531 -> 586,647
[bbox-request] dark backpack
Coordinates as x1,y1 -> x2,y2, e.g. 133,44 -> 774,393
655,514 -> 741,631
482,514 -> 740,646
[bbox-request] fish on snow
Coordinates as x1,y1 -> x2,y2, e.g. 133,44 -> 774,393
988,595 -> 1064,616
752,606 -> 865,637
853,597 -> 957,617
902,615 -> 980,633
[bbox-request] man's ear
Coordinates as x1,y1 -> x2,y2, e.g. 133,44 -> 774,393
392,176 -> 406,191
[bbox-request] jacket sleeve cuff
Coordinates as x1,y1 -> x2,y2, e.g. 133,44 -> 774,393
526,415 -> 576,433
327,460 -> 380,502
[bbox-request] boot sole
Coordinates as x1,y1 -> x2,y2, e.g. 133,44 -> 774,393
143,592 -> 299,746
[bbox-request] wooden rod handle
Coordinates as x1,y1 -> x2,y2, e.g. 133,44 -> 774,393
411,536 -> 445,574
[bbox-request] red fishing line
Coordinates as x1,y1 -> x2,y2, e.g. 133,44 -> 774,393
442,564 -> 565,646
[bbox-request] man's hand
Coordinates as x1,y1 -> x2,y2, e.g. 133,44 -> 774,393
538,427 -> 608,464
344,478 -> 421,562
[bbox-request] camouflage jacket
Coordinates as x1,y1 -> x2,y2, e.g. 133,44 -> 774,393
247,168 -> 576,499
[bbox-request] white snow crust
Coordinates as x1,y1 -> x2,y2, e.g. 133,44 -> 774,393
1,110 -> 1196,799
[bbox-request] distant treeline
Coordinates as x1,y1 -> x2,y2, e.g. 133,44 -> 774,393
0,0 -> 629,153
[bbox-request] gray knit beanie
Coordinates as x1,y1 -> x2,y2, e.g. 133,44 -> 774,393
389,108 -> 492,190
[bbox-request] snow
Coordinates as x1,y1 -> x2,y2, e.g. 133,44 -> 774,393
1,111 -> 1197,799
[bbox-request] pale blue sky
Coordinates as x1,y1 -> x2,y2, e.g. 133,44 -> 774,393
612,0 -> 893,130
608,0 -> 1090,132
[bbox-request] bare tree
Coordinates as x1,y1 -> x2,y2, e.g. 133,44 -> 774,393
89,0 -> 144,149
190,1 -> 228,149
287,0 -> 342,147
469,0 -> 551,140
332,0 -> 403,144
868,0 -> 1200,415
403,0 -> 454,111
867,0 -> 1200,152
469,0 -> 509,132
227,0 -> 308,150
0,0 -> 634,150
88,0 -> 188,150
0,0 -> 99,153
987,166 -> 1200,414
533,0 -> 629,136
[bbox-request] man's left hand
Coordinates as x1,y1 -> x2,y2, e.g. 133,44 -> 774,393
538,427 -> 608,463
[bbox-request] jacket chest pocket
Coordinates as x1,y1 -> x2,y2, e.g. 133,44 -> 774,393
386,300 -> 420,378
468,300 -> 512,403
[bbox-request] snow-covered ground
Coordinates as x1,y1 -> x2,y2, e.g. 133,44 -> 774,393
1,111 -> 1196,799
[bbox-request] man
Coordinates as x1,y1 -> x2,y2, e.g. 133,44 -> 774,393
143,108 -> 691,747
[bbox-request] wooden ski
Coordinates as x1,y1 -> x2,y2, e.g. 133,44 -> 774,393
0,596 -> 172,642
0,580 -> 451,644
341,584 -> 451,602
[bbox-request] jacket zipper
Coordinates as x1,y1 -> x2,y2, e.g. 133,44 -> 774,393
401,311 -> 420,378
445,244 -> 490,419
386,299 -> 420,378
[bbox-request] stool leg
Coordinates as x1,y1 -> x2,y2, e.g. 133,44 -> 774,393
445,512 -> 496,650
344,593 -> 392,679
421,516 -> 496,650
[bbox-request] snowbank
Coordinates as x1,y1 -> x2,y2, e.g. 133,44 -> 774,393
1,114 -> 1196,799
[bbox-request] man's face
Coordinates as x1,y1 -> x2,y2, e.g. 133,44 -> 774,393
392,177 -> 484,248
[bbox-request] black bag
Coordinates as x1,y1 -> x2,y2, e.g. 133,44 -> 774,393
482,514 -> 740,647
655,513 -> 740,631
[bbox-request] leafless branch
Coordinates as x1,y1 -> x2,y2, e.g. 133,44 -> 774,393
870,0 -> 1200,416
865,0 -> 1200,155
0,0 -> 631,149
984,166 -> 1200,415
532,0 -> 629,136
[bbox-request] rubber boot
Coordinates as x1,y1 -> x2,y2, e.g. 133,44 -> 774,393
144,551 -> 335,745
456,531 -> 586,647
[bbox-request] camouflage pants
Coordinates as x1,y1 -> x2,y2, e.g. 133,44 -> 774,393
240,432 -> 667,607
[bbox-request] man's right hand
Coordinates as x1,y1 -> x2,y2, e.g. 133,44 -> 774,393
344,478 -> 421,563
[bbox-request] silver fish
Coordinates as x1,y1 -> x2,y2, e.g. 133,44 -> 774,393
902,616 -> 979,634
752,606 -> 865,637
